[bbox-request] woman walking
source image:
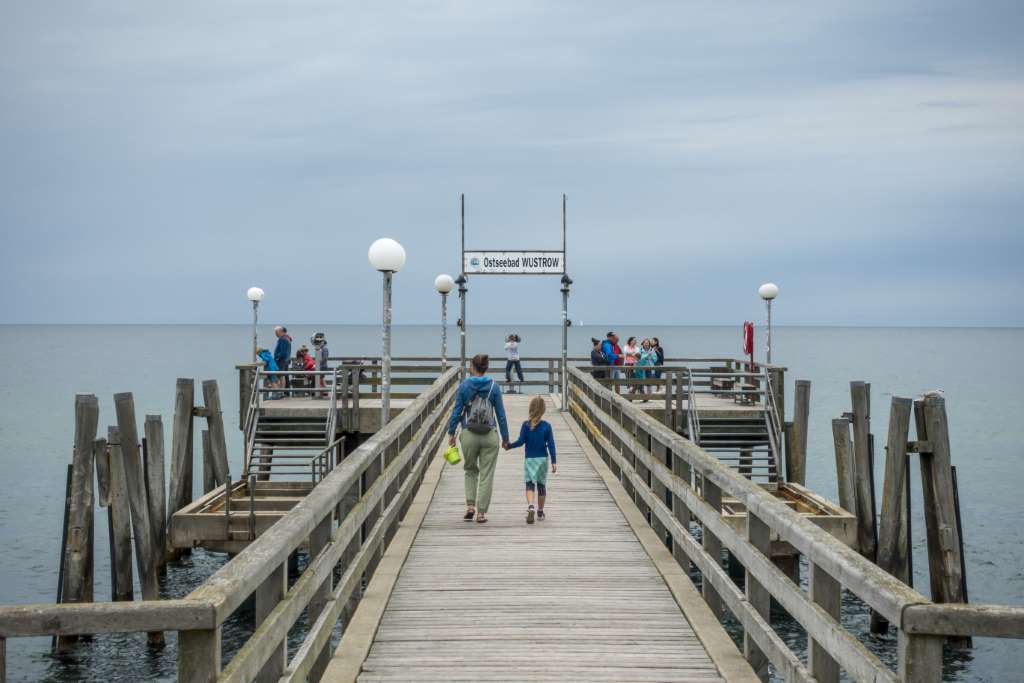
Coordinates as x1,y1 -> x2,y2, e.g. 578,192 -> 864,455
447,354 -> 510,524
622,336 -> 640,394
506,396 -> 557,524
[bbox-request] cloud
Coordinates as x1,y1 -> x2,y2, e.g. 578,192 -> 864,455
1,1 -> 1022,325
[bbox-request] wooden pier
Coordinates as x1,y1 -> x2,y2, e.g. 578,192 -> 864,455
1,358 -> 1023,682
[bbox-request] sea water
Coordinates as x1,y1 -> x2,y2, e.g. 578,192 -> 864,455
0,325 -> 1021,681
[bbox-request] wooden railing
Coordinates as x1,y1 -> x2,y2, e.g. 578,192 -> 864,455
0,367 -> 460,682
566,366 -> 1024,682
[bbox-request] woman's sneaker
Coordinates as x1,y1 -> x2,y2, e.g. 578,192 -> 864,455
526,506 -> 535,524
537,509 -> 545,521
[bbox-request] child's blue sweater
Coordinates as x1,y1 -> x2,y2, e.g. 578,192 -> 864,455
508,420 -> 557,464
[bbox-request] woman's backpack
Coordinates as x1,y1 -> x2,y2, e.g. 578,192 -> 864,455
465,382 -> 497,434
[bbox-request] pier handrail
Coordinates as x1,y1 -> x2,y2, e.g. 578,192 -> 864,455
566,366 -> 1024,681
0,367 -> 461,682
761,367 -> 784,476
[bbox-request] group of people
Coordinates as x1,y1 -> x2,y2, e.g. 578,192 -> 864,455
447,353 -> 557,525
590,331 -> 665,397
255,326 -> 331,397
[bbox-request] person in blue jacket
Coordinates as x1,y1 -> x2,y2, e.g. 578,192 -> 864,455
273,326 -> 292,394
505,395 -> 557,524
447,354 -> 509,524
256,348 -> 280,399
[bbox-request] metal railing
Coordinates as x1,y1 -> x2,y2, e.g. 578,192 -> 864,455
0,367 -> 461,682
566,366 -> 1024,682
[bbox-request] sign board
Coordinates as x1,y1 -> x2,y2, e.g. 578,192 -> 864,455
463,250 -> 565,275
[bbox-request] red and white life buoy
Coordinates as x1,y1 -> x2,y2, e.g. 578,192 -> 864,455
742,321 -> 754,356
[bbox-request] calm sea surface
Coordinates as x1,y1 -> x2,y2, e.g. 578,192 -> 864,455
1,325 -> 1021,681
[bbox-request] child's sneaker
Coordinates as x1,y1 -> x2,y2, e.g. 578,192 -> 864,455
537,509 -> 545,521
526,506 -> 535,524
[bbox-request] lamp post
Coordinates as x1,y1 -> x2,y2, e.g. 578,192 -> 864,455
246,287 -> 264,362
560,274 -> 572,411
369,238 -> 406,428
758,282 -> 779,365
455,274 -> 468,379
434,274 -> 454,370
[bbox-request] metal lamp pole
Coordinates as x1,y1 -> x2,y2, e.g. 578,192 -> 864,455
758,283 -> 779,365
369,239 -> 406,428
435,274 -> 454,370
560,274 -> 572,411
456,274 -> 468,379
246,287 -> 264,362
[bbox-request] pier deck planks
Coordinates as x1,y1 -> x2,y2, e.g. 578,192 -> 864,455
348,394 -> 726,683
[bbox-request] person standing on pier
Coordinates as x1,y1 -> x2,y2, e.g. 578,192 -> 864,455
653,337 -> 665,379
590,338 -> 609,379
623,336 -> 640,393
505,396 -> 557,524
312,332 -> 330,394
273,326 -> 292,394
637,338 -> 657,400
447,354 -> 509,524
601,332 -> 623,394
504,334 -> 524,392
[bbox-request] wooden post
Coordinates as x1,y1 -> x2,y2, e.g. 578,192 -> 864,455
918,396 -> 970,648
898,632 -> 943,682
873,396 -> 913,633
113,393 -> 164,647
671,450 -> 692,571
702,478 -> 723,617
788,380 -> 810,485
202,380 -> 231,485
94,439 -> 111,507
547,359 -> 555,393
850,382 -> 877,560
52,464 -> 72,652
143,415 -> 168,572
168,378 -> 195,544
663,371 -> 673,427
831,418 -> 856,515
308,515 -> 334,679
768,367 -> 785,423
808,562 -> 841,683
178,628 -> 221,682
744,512 -> 771,681
56,395 -> 99,649
202,430 -> 215,494
675,371 -> 685,433
107,426 -> 134,602
255,563 -> 287,683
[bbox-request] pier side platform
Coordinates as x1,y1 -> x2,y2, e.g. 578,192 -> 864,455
325,393 -> 755,683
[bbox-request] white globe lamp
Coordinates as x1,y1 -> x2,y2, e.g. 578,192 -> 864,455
368,238 -> 406,273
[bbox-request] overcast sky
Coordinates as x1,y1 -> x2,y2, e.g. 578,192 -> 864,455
1,2 -> 1022,326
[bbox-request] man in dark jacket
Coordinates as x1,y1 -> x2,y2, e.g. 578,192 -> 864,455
447,354 -> 509,523
601,332 -> 623,394
273,326 -> 292,394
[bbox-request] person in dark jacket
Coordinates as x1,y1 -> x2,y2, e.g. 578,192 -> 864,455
653,337 -> 665,379
601,332 -> 623,393
590,337 -> 609,380
447,354 -> 509,524
273,326 -> 292,392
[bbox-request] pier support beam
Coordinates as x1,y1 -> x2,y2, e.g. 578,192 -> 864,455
255,563 -> 287,683
849,382 -> 877,560
744,512 -> 771,681
808,562 -> 841,683
701,478 -> 723,617
898,632 -> 942,682
787,380 -> 810,485
143,415 -> 168,572
106,427 -> 134,601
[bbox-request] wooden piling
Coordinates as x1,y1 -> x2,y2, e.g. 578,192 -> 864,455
56,395 -> 99,650
831,418 -> 856,514
202,430 -> 215,495
94,439 -> 110,507
113,393 -> 165,647
143,415 -> 168,571
52,464 -> 72,652
917,396 -> 970,648
872,396 -> 913,633
168,378 -> 195,559
787,380 -> 810,485
202,380 -> 231,486
849,382 -> 877,560
106,426 -> 134,602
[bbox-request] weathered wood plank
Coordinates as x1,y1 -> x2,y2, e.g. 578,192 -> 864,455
106,427 -> 134,602
849,382 -> 877,560
787,380 -> 810,485
143,415 -> 168,571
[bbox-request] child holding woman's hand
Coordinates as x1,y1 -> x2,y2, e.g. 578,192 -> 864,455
506,396 -> 557,524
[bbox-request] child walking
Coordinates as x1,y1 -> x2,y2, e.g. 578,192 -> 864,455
506,396 -> 557,524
